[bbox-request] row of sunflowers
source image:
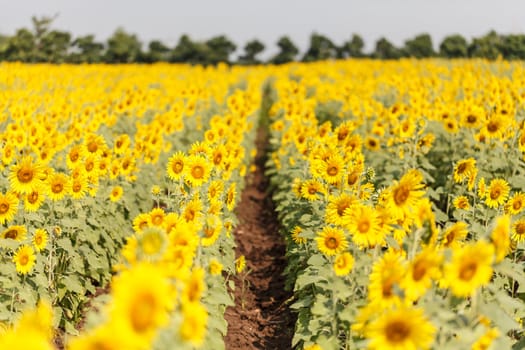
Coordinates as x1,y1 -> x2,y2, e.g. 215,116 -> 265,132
0,63 -> 263,349
266,59 -> 525,349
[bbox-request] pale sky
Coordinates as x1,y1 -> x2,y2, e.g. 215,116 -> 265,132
1,0 -> 524,55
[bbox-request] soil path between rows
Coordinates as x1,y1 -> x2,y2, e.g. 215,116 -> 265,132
224,127 -> 296,349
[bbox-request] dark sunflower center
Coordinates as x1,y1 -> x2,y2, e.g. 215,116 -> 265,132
327,166 -> 339,176
490,188 -> 501,200
457,163 -> 467,174
4,229 -> 18,239
357,220 -> 370,233
173,161 -> 183,173
52,183 -> 64,194
459,262 -> 477,281
17,168 -> 34,183
325,237 -> 338,249
130,293 -> 155,332
412,260 -> 427,281
191,165 -> 204,179
393,186 -> 410,206
385,321 -> 411,343
20,255 -> 29,265
0,203 -> 9,214
487,121 -> 498,133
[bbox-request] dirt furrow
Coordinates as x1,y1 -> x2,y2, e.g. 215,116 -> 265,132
224,127 -> 296,350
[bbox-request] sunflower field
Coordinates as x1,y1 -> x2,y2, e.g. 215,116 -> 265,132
1,58 -> 525,350
267,59 -> 525,349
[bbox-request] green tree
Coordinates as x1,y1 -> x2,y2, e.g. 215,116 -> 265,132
499,34 -> 525,60
40,30 -> 71,63
205,35 -> 237,64
439,34 -> 468,58
238,39 -> 265,65
69,35 -> 104,63
105,28 -> 142,63
468,30 -> 502,59
339,34 -> 365,58
170,34 -> 209,64
141,40 -> 170,63
0,28 -> 36,62
372,37 -> 401,59
302,33 -> 337,62
404,33 -> 435,58
270,36 -> 299,64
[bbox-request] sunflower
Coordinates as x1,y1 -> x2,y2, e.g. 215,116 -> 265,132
461,106 -> 484,129
452,195 -> 470,210
180,301 -> 208,347
83,153 -> 100,177
201,215 -> 222,247
84,133 -> 107,156
345,204 -> 384,248
471,327 -> 500,350
148,208 -> 165,227
235,255 -> 246,273
132,213 -> 151,233
189,141 -> 211,157
364,136 -> 381,151
511,219 -> 525,243
70,176 -> 88,199
46,172 -> 70,201
401,248 -> 443,301
109,186 -> 123,202
66,145 -> 84,170
477,177 -> 487,199
443,118 -> 459,133
226,183 -> 237,211
13,245 -> 36,275
368,250 -> 406,308
491,215 -> 510,262
333,252 -> 354,276
325,193 -> 358,226
386,169 -> 426,219
483,114 -> 506,140
183,197 -> 204,223
366,306 -> 436,350
485,178 -> 510,208
211,144 -> 227,170
505,192 -> 525,215
300,179 -> 325,201
167,151 -> 185,181
110,263 -> 172,340
208,258 -> 223,276
441,221 -> 469,248
290,226 -> 307,244
33,228 -> 48,252
185,155 -> 211,187
2,225 -> 27,241
315,226 -> 348,256
24,188 -> 45,212
207,180 -> 224,202
316,154 -> 345,185
136,226 -> 168,261
442,240 -> 494,297
67,323 -> 138,350
0,191 -> 19,224
453,158 -> 477,184
114,134 -> 131,155
9,156 -> 44,195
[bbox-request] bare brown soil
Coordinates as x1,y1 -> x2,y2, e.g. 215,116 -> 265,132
224,127 -> 296,350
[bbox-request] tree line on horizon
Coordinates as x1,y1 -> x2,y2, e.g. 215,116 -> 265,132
1,16 -> 525,65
